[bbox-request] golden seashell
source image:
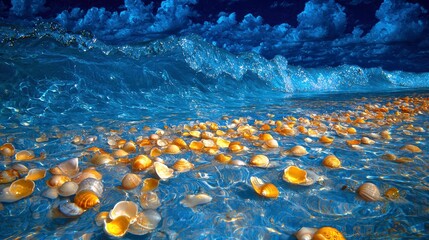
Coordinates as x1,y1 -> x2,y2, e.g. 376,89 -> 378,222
313,227 -> 345,240
164,144 -> 181,154
249,155 -> 269,168
189,130 -> 201,138
0,143 -> 15,157
201,131 -> 214,139
215,153 -> 232,164
172,138 -> 187,149
250,176 -> 279,198
58,181 -> 79,197
259,133 -> 273,141
109,201 -> 138,222
141,178 -> 159,192
140,192 -> 161,209
319,135 -> 334,144
347,127 -> 357,134
72,168 -> 103,184
0,179 -> 35,202
361,137 -> 375,145
95,211 -> 110,226
150,147 -> 162,157
156,139 -> 168,147
295,227 -> 317,240
229,141 -> 244,153
25,168 -> 47,181
0,169 -> 19,184
42,188 -> 59,199
189,141 -> 204,151
357,182 -> 382,202
346,139 -> 361,146
114,149 -> 129,158
385,187 -> 400,200
74,190 -> 100,209
283,166 -> 314,186
381,153 -> 397,161
15,150 -> 35,161
104,215 -> 131,237
263,139 -> 279,148
395,157 -> 413,163
12,163 -> 28,175
153,162 -> 174,180
400,144 -> 422,153
91,153 -> 114,165
215,138 -> 230,148
51,157 -> 79,177
202,139 -> 215,148
149,134 -> 159,140
322,155 -> 341,168
122,173 -> 142,190
180,193 -> 213,207
128,210 -> 162,235
122,141 -> 137,153
380,130 -> 391,140
284,145 -> 308,157
172,159 -> 194,172
47,175 -> 72,188
132,155 -> 153,172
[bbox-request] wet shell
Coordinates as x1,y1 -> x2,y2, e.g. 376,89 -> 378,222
385,187 -> 400,200
150,147 -> 162,157
132,155 -> 153,172
128,210 -> 162,236
357,182 -> 382,202
0,143 -> 15,157
283,166 -> 314,186
165,144 -> 181,154
58,202 -> 84,217
172,159 -> 194,172
104,215 -> 131,237
322,155 -> 341,168
72,168 -> 103,184
189,141 -> 204,151
153,162 -> 174,180
215,153 -> 232,164
96,211 -> 110,226
91,153 -> 114,165
109,201 -> 139,222
47,175 -> 71,188
122,141 -> 137,153
250,176 -> 279,198
12,163 -> 28,175
319,135 -> 334,144
77,178 -> 104,197
58,181 -> 79,197
285,145 -> 308,157
51,157 -> 79,177
0,169 -> 19,184
180,193 -> 213,207
249,155 -> 270,168
140,192 -> 161,209
381,153 -> 397,161
0,179 -> 35,202
74,190 -> 100,210
264,139 -> 279,148
295,227 -> 317,240
313,227 -> 345,240
15,150 -> 35,161
122,173 -> 142,190
114,149 -> 129,158
43,188 -> 59,199
141,178 -> 159,192
380,130 -> 391,140
400,144 -> 422,153
25,168 -> 47,181
173,138 -> 187,149
361,137 -> 375,145
228,141 -> 244,152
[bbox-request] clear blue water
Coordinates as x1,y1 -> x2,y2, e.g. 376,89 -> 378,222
0,24 -> 429,239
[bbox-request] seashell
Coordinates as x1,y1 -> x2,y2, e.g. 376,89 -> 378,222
128,210 -> 161,235
154,162 -> 174,180
295,227 -> 317,240
12,163 -> 28,175
284,145 -> 308,157
58,202 -> 84,217
36,133 -> 48,143
72,168 -> 103,184
395,157 -> 413,163
230,160 -> 247,166
313,227 -> 345,240
58,181 -> 79,197
381,153 -> 397,161
180,193 -> 213,207
104,215 -> 131,237
228,141 -> 244,153
400,144 -> 422,153
51,158 -> 79,177
0,143 -> 15,157
322,155 -> 341,168
43,188 -> 59,199
172,159 -> 194,172
122,141 -> 137,153
385,187 -> 400,200
78,178 -> 104,197
0,169 -> 20,183
74,190 -> 100,209
15,150 -> 35,161
109,201 -> 139,223
114,149 -> 129,158
319,135 -> 334,144
189,141 -> 204,151
361,137 -> 375,145
172,138 -> 187,149
91,153 -> 114,165
357,182 -> 382,202
249,155 -> 269,168
215,153 -> 232,164
283,166 -> 314,186
140,192 -> 161,209
304,137 -> 313,143
164,144 -> 181,154
259,133 -> 273,141
122,173 -> 142,190
132,155 -> 153,172
250,176 -> 279,198
263,139 -> 279,148
189,130 -> 201,138
141,178 -> 159,192
380,130 -> 391,140
25,168 -> 47,181
150,147 -> 162,157
201,131 -> 214,139
0,179 -> 35,202
215,138 -> 230,148
156,139 -> 168,147
46,175 -> 71,188
96,211 -> 110,226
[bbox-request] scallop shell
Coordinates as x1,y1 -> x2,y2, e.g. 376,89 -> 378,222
322,155 -> 341,168
46,175 -> 72,188
283,166 -> 314,186
58,181 -> 79,197
153,162 -> 174,180
128,210 -> 162,235
91,153 -> 114,165
0,143 -> 15,157
77,178 -> 104,197
313,227 -> 345,240
58,202 -> 84,217
140,192 -> 161,209
285,146 -> 308,157
25,168 -> 47,181
15,150 -> 35,161
357,182 -> 382,202
249,155 -> 269,168
51,158 -> 79,177
172,159 -> 194,172
104,215 -> 131,237
400,144 -> 422,153
132,155 -> 153,172
122,173 -> 142,190
0,179 -> 35,202
141,178 -> 159,192
0,169 -> 20,184
74,190 -> 100,209
165,144 -> 181,154
295,227 -> 317,240
250,176 -> 279,198
180,193 -> 213,207
109,201 -> 139,223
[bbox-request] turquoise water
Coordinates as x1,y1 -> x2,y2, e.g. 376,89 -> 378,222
0,24 -> 429,239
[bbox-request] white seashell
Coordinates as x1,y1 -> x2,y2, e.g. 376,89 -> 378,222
230,160 -> 247,166
57,157 -> 79,177
77,178 -> 104,197
109,201 -> 139,223
357,182 -> 382,202
128,210 -> 162,235
153,162 -> 174,180
58,202 -> 84,217
140,192 -> 161,209
295,227 -> 317,240
121,173 -> 142,190
58,181 -> 79,197
43,188 -> 59,199
180,193 -> 212,208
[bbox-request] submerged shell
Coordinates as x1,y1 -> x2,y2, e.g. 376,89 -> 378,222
12,163 -> 29,175
0,169 -> 19,184
283,166 -> 314,186
285,145 -> 308,157
104,215 -> 131,237
154,162 -> 174,180
91,154 -> 114,165
249,155 -> 269,168
141,178 -> 159,192
313,227 -> 345,240
0,143 -> 15,157
122,173 -> 142,190
132,155 -> 153,172
0,179 -> 35,202
46,175 -> 71,188
51,158 -> 79,177
357,182 -> 382,202
400,144 -> 422,153
180,193 -> 213,207
74,190 -> 100,209
58,202 -> 84,217
140,192 -> 161,209
72,168 -> 103,184
172,159 -> 194,172
295,227 -> 317,240
215,153 -> 232,164
15,150 -> 35,161
250,176 -> 279,198
77,178 -> 104,197
109,201 -> 139,222
25,168 -> 47,181
128,210 -> 162,236
58,181 -> 79,197
385,187 -> 400,200
322,155 -> 341,168
96,211 -> 110,226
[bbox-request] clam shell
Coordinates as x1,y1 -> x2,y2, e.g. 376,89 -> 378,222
154,162 -> 174,180
295,227 -> 317,240
264,139 -> 279,148
361,137 -> 375,145
313,227 -> 345,240
283,166 -> 314,186
165,144 -> 181,154
109,201 -> 139,223
104,215 -> 131,237
25,168 -> 47,181
285,146 -> 308,157
72,168 -> 103,184
180,193 -> 213,207
11,163 -> 28,175
189,141 -> 204,151
114,149 -> 129,158
0,143 -> 15,157
132,155 -> 153,172
58,181 -> 79,197
122,141 -> 137,153
95,211 -> 110,226
357,182 -> 382,202
228,141 -> 244,152
385,187 -> 400,200
172,159 -> 194,172
400,144 -> 422,153
319,135 -> 334,144
141,178 -> 159,192
91,153 -> 114,165
128,210 -> 161,235
215,153 -> 232,164
250,176 -> 279,198
249,155 -> 269,168
43,188 -> 59,199
122,173 -> 142,190
0,169 -> 19,184
46,175 -> 71,188
0,179 -> 35,202
140,192 -> 161,209
150,147 -> 162,157
74,190 -> 100,209
322,155 -> 341,168
15,150 -> 35,161
58,202 -> 84,217
52,158 -> 79,177
77,178 -> 104,197
172,138 -> 187,149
